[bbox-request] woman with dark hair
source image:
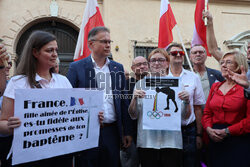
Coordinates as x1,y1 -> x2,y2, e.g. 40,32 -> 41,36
202,51 -> 250,167
0,31 -> 73,167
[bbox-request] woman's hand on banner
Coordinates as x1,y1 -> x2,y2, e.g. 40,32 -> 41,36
178,91 -> 189,101
7,117 -> 21,131
98,111 -> 104,125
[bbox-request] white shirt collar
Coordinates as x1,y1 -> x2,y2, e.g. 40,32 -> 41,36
91,55 -> 110,68
35,73 -> 55,82
168,66 -> 187,77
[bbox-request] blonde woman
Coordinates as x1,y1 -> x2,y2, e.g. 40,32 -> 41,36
202,51 -> 250,167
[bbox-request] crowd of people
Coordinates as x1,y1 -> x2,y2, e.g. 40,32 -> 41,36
0,10 -> 249,167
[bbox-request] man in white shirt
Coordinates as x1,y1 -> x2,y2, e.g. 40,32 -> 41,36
167,43 -> 205,167
67,26 -> 132,167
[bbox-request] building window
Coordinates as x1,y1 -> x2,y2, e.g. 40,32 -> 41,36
134,46 -> 157,59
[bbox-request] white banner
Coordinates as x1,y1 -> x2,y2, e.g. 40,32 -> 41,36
143,77 -> 181,131
12,88 -> 103,165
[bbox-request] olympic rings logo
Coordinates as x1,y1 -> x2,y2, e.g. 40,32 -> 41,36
147,111 -> 163,119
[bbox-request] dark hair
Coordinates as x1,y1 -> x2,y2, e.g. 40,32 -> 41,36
88,26 -> 110,40
166,43 -> 183,53
16,31 -> 56,88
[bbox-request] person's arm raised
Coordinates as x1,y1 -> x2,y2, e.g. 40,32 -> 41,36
203,10 -> 223,62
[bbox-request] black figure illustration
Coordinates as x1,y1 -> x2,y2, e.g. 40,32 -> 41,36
156,87 -> 178,112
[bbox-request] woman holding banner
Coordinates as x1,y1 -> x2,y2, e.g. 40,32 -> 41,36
202,51 -> 250,167
0,31 -> 73,167
128,48 -> 190,167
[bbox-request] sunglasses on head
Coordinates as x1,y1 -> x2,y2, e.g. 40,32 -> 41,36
170,51 -> 185,56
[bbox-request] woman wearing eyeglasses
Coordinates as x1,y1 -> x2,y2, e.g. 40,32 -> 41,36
202,51 -> 250,167
128,48 -> 190,167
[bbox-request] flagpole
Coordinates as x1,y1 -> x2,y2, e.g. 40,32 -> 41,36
176,25 -> 194,72
204,0 -> 208,26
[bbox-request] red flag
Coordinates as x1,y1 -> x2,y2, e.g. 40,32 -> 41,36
73,0 -> 104,61
192,0 -> 210,56
158,0 -> 177,49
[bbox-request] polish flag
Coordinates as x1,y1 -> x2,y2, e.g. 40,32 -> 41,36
158,0 -> 177,49
192,0 -> 210,56
73,0 -> 104,61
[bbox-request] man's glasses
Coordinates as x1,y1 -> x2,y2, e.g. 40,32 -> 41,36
191,50 -> 205,55
170,51 -> 185,57
92,40 -> 113,44
149,58 -> 166,64
132,62 -> 148,67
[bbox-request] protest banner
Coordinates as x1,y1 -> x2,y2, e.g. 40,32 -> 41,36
143,77 -> 182,131
12,88 -> 103,165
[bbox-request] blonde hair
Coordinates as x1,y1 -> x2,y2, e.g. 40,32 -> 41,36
148,48 -> 170,62
221,50 -> 248,74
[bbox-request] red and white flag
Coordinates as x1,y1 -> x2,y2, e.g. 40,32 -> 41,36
73,0 -> 104,61
158,0 -> 177,49
192,0 -> 210,56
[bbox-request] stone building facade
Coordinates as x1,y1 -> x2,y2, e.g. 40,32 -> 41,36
0,0 -> 249,75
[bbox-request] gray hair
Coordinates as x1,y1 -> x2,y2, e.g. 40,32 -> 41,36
190,44 -> 207,55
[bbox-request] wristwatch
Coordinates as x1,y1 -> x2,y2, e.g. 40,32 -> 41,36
0,65 -> 5,69
225,128 -> 230,136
